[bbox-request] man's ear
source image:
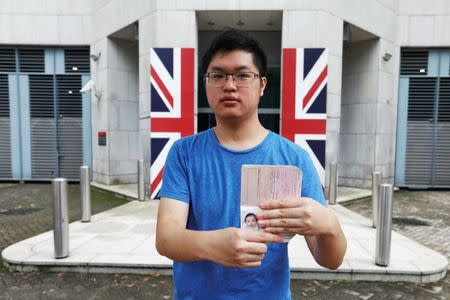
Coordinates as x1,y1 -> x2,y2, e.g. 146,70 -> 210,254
260,76 -> 267,97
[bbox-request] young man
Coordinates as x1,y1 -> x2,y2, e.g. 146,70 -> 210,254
156,29 -> 347,299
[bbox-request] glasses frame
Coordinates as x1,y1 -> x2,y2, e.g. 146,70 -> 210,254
204,71 -> 261,87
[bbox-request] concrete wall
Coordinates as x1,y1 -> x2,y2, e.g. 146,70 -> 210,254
90,35 -> 140,184
340,39 -> 380,188
397,0 -> 450,46
339,36 -> 399,188
0,0 -> 93,44
90,38 -> 108,184
106,38 -> 139,184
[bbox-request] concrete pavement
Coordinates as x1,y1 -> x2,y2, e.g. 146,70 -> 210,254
2,184 -> 447,283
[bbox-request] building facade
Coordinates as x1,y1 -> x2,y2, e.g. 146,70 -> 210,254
1,0 -> 449,195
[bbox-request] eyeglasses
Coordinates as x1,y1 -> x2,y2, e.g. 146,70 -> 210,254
204,71 -> 261,87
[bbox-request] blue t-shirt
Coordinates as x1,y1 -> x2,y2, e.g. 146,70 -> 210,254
160,128 -> 326,300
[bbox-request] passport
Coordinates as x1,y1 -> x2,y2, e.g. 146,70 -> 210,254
240,165 -> 302,242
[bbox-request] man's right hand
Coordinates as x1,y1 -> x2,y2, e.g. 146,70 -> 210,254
204,228 -> 283,268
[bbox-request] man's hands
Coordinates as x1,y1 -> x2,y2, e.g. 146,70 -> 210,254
157,197 -> 345,270
256,197 -> 336,236
205,228 -> 283,268
156,198 -> 283,269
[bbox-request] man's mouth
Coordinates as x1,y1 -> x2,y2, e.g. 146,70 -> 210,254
221,97 -> 239,104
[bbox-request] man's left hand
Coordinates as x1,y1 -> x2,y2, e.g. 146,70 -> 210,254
256,197 -> 336,237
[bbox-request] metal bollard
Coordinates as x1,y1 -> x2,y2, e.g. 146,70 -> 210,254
372,171 -> 382,228
328,162 -> 338,205
375,183 -> 393,266
138,159 -> 145,201
80,166 -> 91,222
52,178 -> 69,259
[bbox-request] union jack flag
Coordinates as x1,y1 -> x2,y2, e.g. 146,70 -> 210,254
150,48 -> 194,199
281,48 -> 328,187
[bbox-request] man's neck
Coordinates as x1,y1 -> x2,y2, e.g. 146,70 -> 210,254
213,114 -> 268,151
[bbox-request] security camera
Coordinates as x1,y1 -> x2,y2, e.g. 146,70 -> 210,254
382,53 -> 392,61
80,79 -> 102,99
90,52 -> 101,62
80,79 -> 95,93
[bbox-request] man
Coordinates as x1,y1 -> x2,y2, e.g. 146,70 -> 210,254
156,29 -> 347,299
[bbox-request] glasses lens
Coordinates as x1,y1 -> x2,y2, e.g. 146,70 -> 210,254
208,72 -> 225,86
234,72 -> 254,85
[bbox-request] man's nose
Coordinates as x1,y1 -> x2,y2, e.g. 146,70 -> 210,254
223,74 -> 237,90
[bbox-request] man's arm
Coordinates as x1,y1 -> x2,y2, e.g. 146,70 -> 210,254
155,197 -> 283,267
303,208 -> 347,270
155,197 -> 205,262
256,197 -> 347,270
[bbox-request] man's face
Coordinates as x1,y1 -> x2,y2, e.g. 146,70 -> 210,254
205,50 -> 267,121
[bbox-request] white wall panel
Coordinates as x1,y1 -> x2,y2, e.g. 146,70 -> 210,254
408,16 -> 434,45
398,0 -> 450,16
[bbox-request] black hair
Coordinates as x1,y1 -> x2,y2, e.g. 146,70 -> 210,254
202,29 -> 268,77
244,213 -> 257,222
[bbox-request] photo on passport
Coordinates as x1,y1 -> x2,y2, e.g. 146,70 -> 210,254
241,206 -> 262,232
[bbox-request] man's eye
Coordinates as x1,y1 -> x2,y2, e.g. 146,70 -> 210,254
211,73 -> 225,79
236,73 -> 252,79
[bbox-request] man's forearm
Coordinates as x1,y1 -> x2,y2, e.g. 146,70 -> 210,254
305,214 -> 347,270
156,219 -> 211,262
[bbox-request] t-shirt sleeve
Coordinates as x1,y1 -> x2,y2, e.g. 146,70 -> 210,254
300,152 -> 327,207
159,142 -> 191,204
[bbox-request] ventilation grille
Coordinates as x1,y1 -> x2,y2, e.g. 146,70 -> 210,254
0,74 -> 9,117
30,75 -> 54,118
57,75 -> 83,179
404,121 -> 434,186
0,48 -> 16,72
58,117 -> 83,179
18,49 -> 45,73
408,78 -> 436,121
64,48 -> 90,73
435,123 -> 450,185
400,49 -> 428,76
405,77 -> 436,186
0,74 -> 11,178
31,118 -> 56,178
0,117 -> 11,178
57,75 -> 82,117
435,78 -> 450,186
439,78 -> 450,122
